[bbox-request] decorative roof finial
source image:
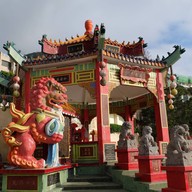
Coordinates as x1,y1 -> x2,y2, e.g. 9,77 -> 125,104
84,20 -> 93,35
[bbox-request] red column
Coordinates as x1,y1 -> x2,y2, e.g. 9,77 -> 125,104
83,108 -> 89,124
83,108 -> 89,141
25,70 -> 31,113
154,70 -> 169,143
15,96 -> 21,111
96,59 -> 111,164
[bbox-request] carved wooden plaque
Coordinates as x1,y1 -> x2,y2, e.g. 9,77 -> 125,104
152,160 -> 160,172
47,173 -> 60,186
101,94 -> 109,126
130,152 -> 138,162
80,146 -> 94,157
7,176 -> 38,190
59,116 -> 70,158
159,142 -> 168,155
188,172 -> 192,188
104,143 -> 116,161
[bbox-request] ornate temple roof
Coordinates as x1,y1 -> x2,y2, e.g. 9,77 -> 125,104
22,20 -> 185,71
102,49 -> 165,68
2,20 -> 185,109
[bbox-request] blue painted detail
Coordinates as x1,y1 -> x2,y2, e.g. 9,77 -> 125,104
46,143 -> 60,167
45,118 -> 59,136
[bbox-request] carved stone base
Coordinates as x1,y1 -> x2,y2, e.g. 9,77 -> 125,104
115,148 -> 138,170
138,146 -> 159,156
0,165 -> 72,192
135,155 -> 166,182
118,139 -> 138,150
162,166 -> 192,192
166,151 -> 192,166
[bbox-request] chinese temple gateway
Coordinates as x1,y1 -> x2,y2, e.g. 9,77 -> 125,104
17,20 -> 184,164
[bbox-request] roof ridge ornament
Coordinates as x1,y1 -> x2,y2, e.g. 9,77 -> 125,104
84,20 -> 93,35
161,45 -> 185,67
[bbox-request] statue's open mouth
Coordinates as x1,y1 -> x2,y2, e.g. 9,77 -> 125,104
49,98 -> 64,108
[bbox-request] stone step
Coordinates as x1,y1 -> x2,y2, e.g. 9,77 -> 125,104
63,181 -> 123,190
47,186 -> 63,192
67,175 -> 112,182
148,181 -> 167,192
63,190 -> 127,192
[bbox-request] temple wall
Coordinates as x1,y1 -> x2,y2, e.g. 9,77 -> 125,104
0,110 -> 11,162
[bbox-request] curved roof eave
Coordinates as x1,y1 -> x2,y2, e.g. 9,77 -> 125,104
24,55 -> 98,69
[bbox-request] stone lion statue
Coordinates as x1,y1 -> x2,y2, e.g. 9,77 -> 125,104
119,121 -> 134,141
138,126 -> 159,155
166,124 -> 192,166
118,121 -> 137,149
168,125 -> 190,154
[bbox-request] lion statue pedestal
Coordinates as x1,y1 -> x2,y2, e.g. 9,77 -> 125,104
162,125 -> 192,192
0,164 -> 72,192
115,122 -> 139,170
135,126 -> 166,182
0,77 -> 74,192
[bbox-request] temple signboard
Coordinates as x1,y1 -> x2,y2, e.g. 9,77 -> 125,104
105,44 -> 120,53
53,74 -> 71,84
104,143 -> 116,161
67,44 -> 83,54
118,63 -> 152,87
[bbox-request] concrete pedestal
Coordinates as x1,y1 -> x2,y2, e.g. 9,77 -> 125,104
135,155 -> 166,182
115,148 -> 138,170
0,164 -> 72,192
162,166 -> 192,192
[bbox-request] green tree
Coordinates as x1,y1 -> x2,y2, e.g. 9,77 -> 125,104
139,85 -> 192,135
166,85 -> 189,128
110,124 -> 122,133
135,107 -> 156,138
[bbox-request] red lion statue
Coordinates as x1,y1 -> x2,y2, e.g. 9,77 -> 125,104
2,77 -> 67,169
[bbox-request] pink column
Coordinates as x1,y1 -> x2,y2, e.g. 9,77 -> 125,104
154,70 -> 169,143
95,59 -> 111,164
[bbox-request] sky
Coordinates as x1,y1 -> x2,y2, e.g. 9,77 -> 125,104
0,0 -> 192,76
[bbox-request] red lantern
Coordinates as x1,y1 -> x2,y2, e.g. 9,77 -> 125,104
167,94 -> 174,99
170,75 -> 176,81
13,76 -> 20,82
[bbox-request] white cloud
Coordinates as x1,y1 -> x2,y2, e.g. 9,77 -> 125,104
0,0 -> 192,75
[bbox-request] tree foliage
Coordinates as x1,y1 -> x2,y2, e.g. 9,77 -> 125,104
135,107 -> 156,138
166,85 -> 192,132
110,124 -> 122,133
139,85 -> 192,135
